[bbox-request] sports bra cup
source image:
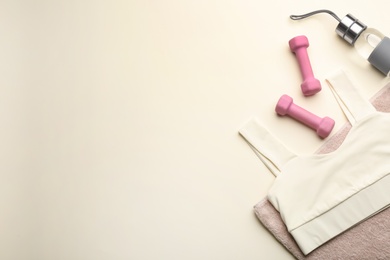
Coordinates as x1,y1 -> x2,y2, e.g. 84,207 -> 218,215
239,70 -> 390,255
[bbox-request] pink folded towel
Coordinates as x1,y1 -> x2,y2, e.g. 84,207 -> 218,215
255,83 -> 390,259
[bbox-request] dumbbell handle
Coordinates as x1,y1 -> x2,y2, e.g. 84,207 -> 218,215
285,102 -> 322,130
294,47 -> 315,80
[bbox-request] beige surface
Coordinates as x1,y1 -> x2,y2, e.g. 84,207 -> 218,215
1,1 -> 390,259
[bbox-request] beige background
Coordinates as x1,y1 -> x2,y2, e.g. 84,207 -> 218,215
1,1 -> 390,259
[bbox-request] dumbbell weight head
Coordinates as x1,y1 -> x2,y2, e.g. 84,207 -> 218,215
317,117 -> 335,138
301,77 -> 322,96
275,94 -> 293,116
288,35 -> 310,52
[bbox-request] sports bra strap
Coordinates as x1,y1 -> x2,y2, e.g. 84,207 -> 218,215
326,70 -> 376,125
239,118 -> 296,176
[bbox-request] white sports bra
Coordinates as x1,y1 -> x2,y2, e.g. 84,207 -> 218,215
239,70 -> 390,255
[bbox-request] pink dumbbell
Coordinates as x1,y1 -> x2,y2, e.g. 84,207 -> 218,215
289,35 -> 321,96
275,94 -> 335,138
